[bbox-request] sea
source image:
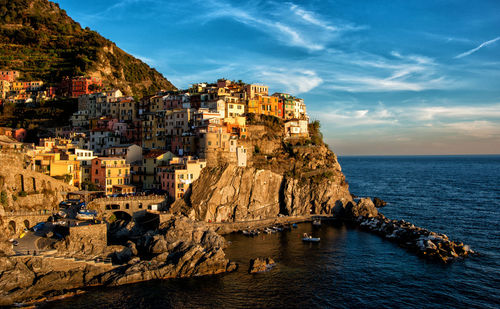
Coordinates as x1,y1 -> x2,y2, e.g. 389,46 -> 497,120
44,155 -> 500,308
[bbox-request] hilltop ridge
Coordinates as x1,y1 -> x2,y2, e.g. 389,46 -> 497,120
0,0 -> 176,96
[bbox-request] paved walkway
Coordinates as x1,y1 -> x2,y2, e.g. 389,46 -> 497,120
208,214 -> 336,234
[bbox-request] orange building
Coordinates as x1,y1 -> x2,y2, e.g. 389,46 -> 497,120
257,95 -> 279,117
91,157 -> 131,195
0,71 -> 20,82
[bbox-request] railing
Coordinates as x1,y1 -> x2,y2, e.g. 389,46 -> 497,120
14,251 -> 114,264
91,194 -> 167,203
3,210 -> 54,217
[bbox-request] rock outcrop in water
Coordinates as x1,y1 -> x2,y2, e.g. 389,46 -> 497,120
343,197 -> 474,263
249,257 -> 276,273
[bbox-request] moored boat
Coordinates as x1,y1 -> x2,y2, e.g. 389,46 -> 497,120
302,233 -> 320,242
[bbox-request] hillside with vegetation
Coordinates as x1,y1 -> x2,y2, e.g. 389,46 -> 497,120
0,0 -> 176,96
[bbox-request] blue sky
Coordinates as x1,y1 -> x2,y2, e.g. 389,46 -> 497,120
57,0 -> 500,155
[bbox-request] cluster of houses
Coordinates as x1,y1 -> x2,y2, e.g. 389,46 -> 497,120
0,70 -> 102,105
1,78 -> 310,201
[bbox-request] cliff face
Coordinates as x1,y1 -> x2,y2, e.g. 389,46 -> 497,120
0,0 -> 176,96
172,119 -> 352,222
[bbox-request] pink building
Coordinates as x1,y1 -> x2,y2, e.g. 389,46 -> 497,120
12,128 -> 27,142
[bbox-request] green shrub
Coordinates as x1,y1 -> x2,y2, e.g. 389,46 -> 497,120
0,191 -> 7,206
18,191 -> 27,197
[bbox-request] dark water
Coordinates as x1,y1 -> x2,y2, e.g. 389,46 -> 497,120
45,156 -> 500,308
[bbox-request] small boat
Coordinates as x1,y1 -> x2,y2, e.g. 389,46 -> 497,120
302,233 -> 320,242
272,226 -> 283,232
312,219 -> 321,226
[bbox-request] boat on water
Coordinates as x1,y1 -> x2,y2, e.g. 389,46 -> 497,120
242,230 -> 259,236
302,233 -> 320,242
312,219 -> 321,226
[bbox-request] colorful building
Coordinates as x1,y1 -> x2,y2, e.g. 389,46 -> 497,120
0,71 -> 20,82
33,152 -> 81,187
59,76 -> 102,98
159,157 -> 207,200
91,157 -> 131,195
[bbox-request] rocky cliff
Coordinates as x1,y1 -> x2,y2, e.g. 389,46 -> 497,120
171,118 -> 352,222
0,215 -> 235,306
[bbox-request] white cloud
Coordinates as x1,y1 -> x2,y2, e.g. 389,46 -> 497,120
443,121 -> 500,138
289,3 -> 336,31
310,103 -> 500,131
455,36 -> 500,59
257,68 -> 323,94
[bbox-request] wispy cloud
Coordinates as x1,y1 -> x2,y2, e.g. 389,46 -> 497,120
311,103 -> 500,130
455,36 -> 500,59
197,0 -> 363,52
320,51 -> 452,92
289,3 -> 336,31
257,68 -> 323,94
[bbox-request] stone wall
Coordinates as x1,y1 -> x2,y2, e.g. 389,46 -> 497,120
69,223 -> 107,247
0,213 -> 52,236
0,151 -> 77,214
87,196 -> 167,219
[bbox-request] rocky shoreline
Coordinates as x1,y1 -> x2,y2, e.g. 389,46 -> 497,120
0,216 -> 236,306
342,197 -> 475,263
0,197 -> 476,306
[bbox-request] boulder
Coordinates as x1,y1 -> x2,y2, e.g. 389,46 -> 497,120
344,198 -> 378,219
248,257 -> 276,273
373,197 -> 387,208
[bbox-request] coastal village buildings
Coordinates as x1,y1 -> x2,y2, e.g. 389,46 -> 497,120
3,77 -> 309,202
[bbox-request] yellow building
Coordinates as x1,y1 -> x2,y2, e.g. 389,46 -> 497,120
246,99 -> 259,114
159,157 -> 207,200
0,80 -> 10,99
140,150 -> 175,189
225,100 -> 245,118
34,152 -> 81,187
91,157 -> 131,195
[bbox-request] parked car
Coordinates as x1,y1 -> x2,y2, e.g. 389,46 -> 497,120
32,222 -> 45,232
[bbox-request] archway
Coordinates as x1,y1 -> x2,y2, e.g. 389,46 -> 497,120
23,220 -> 30,229
8,221 -> 16,235
112,211 -> 132,222
107,211 -> 133,245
